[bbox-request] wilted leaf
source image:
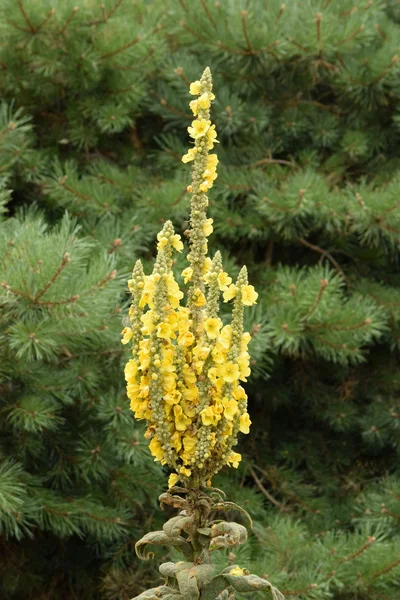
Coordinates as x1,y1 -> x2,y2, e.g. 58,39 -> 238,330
135,530 -> 193,561
200,575 -> 228,600
131,584 -> 183,599
213,501 -> 253,528
210,521 -> 248,549
224,572 -> 284,599
163,515 -> 193,538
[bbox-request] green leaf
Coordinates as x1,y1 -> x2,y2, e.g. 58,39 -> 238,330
213,501 -> 253,529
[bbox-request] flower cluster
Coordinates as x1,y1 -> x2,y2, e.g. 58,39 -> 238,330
122,67 -> 258,490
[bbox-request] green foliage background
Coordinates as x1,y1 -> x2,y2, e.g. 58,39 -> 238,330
1,0 -> 400,598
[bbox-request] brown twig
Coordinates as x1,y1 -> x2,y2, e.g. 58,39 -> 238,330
33,253 -> 70,302
337,536 -> 375,564
304,278 -> 329,319
17,0 -> 35,33
249,467 -> 286,511
200,0 -> 216,27
372,558 -> 400,578
241,11 -> 252,53
298,237 -> 349,286
60,6 -> 79,34
99,36 -> 141,60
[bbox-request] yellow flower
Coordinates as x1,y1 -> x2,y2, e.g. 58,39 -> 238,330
241,332 -> 251,351
222,398 -> 238,421
240,413 -> 251,434
199,180 -> 210,193
200,406 -> 220,426
198,92 -> 211,109
207,154 -> 219,169
189,80 -> 201,95
219,361 -> 240,383
188,119 -> 210,139
182,385 -> 199,401
178,331 -> 195,347
181,267 -> 193,283
168,473 -> 179,488
171,234 -> 183,252
171,432 -> 182,452
205,317 -> 222,339
189,99 -> 199,115
121,327 -> 133,345
149,436 -> 164,462
206,124 -> 219,149
229,566 -> 245,576
226,452 -> 241,468
182,147 -> 198,163
217,272 -> 232,291
202,218 -> 213,236
207,367 -> 218,384
179,466 -> 192,477
223,284 -> 238,302
241,285 -> 258,306
174,405 -> 192,431
203,257 -> 213,275
192,289 -> 206,307
183,364 -> 197,385
237,353 -> 251,381
124,359 -> 138,382
157,323 -> 173,339
192,345 -> 210,361
233,385 -> 247,401
183,436 -> 197,454
140,311 -> 154,335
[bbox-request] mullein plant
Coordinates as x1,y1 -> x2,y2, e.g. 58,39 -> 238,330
122,68 -> 283,600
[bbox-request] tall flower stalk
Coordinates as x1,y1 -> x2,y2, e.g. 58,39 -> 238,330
122,68 -> 283,600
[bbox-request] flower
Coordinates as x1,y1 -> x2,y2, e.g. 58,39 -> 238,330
229,566 -> 245,576
171,234 -> 184,252
192,288 -> 206,307
240,413 -> 251,434
202,218 -> 213,236
189,99 -> 199,115
204,317 -> 222,339
124,359 -> 138,381
157,323 -> 173,339
226,452 -> 242,468
149,437 -> 164,461
178,331 -> 195,347
174,405 -> 192,431
219,361 -> 240,383
223,398 -> 238,421
223,284 -> 237,302
168,473 -> 179,488
181,267 -> 193,283
200,406 -> 220,426
217,272 -> 232,291
182,147 -> 198,163
206,124 -> 219,148
189,80 -> 201,95
198,92 -> 211,109
179,466 -> 192,477
121,327 -> 133,344
188,119 -> 210,139
200,181 -> 210,193
241,285 -> 258,306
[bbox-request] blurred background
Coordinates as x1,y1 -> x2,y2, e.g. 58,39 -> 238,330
1,0 -> 400,598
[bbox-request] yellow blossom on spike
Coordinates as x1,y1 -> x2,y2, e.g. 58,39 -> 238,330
124,359 -> 138,381
241,285 -> 258,306
198,92 -> 211,109
200,181 -> 210,193
178,331 -> 195,347
227,452 -> 242,468
157,323 -> 173,339
182,147 -> 198,163
223,398 -> 239,421
204,317 -> 222,339
223,284 -> 238,302
180,466 -> 192,477
189,80 -> 201,95
171,234 -> 184,252
203,218 -> 213,236
168,473 -> 179,488
220,361 -> 240,383
206,124 -> 219,149
182,267 -> 193,283
217,272 -> 232,291
188,119 -> 210,139
201,406 -> 220,426
174,405 -> 192,431
189,99 -> 199,115
121,327 -> 133,345
192,289 -> 206,307
149,437 -> 164,461
240,413 -> 251,434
